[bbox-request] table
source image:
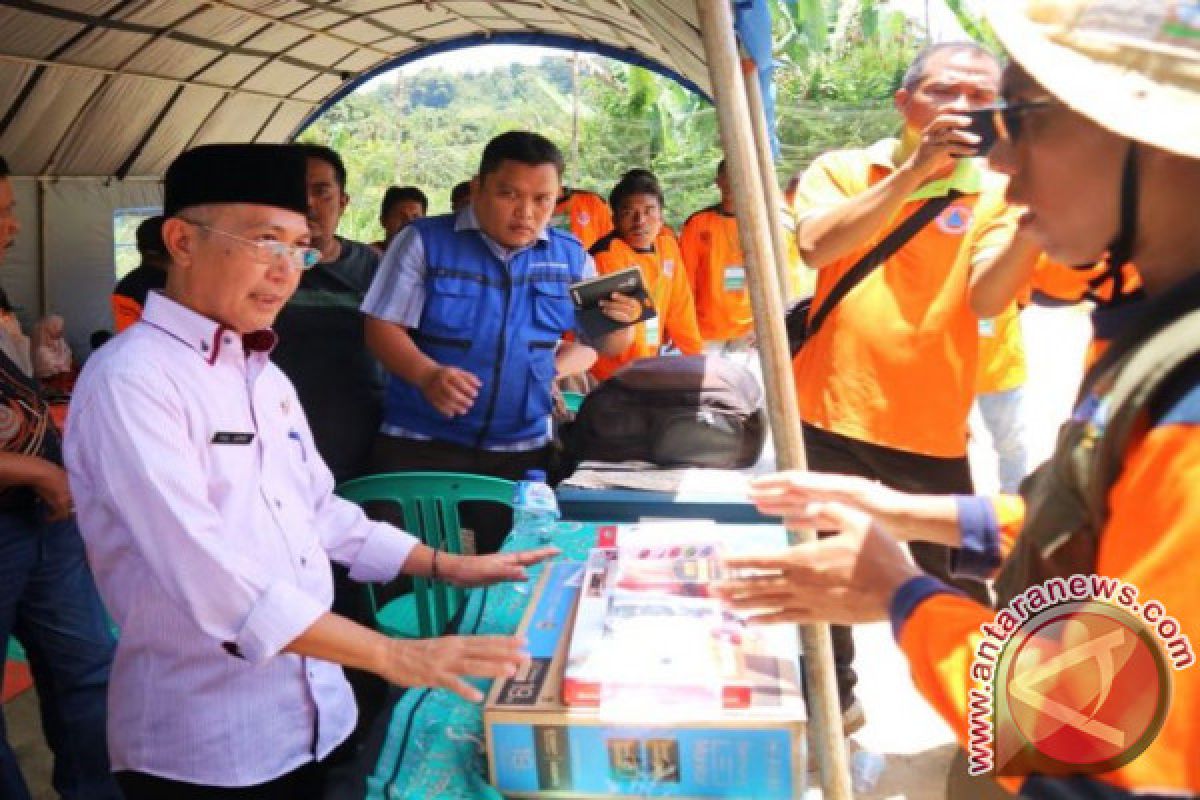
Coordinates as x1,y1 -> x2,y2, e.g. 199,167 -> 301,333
556,487 -> 771,524
357,521 -> 599,800
556,468 -> 773,525
354,519 -> 799,799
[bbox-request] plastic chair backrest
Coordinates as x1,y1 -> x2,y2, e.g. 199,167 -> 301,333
336,471 -> 516,638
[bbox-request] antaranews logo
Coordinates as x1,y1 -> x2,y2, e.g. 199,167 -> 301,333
967,574 -> 1195,777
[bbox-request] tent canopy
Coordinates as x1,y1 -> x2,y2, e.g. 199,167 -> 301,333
0,0 -> 712,179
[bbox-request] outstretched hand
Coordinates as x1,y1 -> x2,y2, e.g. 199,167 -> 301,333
749,471 -> 902,531
712,502 -> 922,626
380,635 -> 529,702
445,547 -> 560,588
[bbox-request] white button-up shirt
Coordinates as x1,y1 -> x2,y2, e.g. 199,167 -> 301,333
64,292 -> 418,787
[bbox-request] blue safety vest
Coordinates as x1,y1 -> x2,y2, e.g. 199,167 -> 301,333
384,215 -> 586,448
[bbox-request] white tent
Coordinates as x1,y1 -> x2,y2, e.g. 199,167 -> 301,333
0,0 -> 715,354
1,6 -> 852,791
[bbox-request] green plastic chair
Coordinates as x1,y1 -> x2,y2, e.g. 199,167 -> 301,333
336,471 -> 516,639
561,390 -> 585,414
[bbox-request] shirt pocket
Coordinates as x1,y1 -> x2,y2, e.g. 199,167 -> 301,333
532,278 -> 575,334
524,345 -> 557,422
421,274 -> 483,338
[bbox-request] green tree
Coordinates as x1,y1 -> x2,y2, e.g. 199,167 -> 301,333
298,2 -> 961,242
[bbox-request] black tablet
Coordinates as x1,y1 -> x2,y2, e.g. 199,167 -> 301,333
570,266 -> 657,339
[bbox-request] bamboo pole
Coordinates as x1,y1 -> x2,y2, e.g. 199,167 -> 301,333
740,59 -> 795,303
695,2 -> 852,797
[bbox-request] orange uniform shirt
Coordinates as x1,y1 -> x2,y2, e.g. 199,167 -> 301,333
111,294 -> 143,333
552,189 -> 613,251
679,206 -> 754,342
1031,258 -> 1144,366
1030,255 -> 1102,304
792,139 -> 1017,458
588,230 -> 703,382
901,401 -> 1200,796
976,301 -> 1027,395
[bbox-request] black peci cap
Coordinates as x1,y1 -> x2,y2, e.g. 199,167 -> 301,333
163,143 -> 308,218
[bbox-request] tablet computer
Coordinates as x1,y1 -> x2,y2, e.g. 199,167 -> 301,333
570,266 -> 657,339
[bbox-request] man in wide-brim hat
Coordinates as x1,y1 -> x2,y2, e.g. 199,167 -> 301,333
716,1 -> 1200,796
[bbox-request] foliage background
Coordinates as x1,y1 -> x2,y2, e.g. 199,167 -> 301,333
299,0 -> 988,240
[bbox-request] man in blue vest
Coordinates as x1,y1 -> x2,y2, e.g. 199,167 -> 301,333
362,131 -> 636,553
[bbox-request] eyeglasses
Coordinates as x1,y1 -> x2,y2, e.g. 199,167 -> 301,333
978,98 -> 1057,146
181,219 -> 321,271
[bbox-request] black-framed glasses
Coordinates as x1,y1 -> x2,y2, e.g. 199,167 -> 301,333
964,99 -> 1057,154
181,219 -> 321,271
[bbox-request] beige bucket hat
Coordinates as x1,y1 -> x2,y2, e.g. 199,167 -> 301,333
987,0 -> 1200,159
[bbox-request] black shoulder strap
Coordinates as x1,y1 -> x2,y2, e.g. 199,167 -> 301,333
805,190 -> 963,340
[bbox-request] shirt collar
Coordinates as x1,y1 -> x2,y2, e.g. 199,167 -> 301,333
866,137 -> 986,199
141,291 -> 278,366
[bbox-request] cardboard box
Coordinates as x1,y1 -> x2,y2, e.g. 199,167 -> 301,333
485,557 -> 807,798
563,546 -> 755,710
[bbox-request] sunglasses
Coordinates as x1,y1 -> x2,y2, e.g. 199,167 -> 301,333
961,99 -> 1057,155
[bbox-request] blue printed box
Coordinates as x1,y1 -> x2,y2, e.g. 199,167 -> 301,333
485,558 -> 806,798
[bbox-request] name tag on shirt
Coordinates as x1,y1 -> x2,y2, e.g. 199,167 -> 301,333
211,431 -> 256,445
644,316 -> 661,348
723,265 -> 746,292
979,318 -> 997,338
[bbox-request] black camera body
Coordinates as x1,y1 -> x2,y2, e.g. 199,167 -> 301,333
960,108 -> 999,156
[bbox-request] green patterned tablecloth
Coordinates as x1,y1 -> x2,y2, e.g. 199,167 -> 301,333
363,520 -> 601,800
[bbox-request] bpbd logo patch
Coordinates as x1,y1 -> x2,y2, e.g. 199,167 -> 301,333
937,204 -> 974,235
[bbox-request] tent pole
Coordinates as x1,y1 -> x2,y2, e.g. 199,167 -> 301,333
695,2 -> 852,797
740,58 -> 794,303
570,50 -> 581,186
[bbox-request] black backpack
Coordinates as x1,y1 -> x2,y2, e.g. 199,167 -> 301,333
561,355 -> 767,469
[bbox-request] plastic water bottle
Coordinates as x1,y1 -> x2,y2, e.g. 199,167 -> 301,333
513,469 -> 560,545
850,749 -> 885,793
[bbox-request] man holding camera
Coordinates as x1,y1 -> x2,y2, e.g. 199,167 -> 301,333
790,42 -> 1019,730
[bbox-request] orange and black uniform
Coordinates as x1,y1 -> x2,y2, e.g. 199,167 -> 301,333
1031,256 -> 1145,367
792,141 -> 1017,462
552,189 -> 613,251
893,280 -> 1200,797
588,230 -> 703,382
679,205 -> 754,342
792,140 -> 1016,710
111,265 -> 166,332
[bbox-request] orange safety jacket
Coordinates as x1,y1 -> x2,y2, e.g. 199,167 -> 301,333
894,285 -> 1200,797
552,189 -> 613,251
679,205 -> 754,342
588,230 -> 703,382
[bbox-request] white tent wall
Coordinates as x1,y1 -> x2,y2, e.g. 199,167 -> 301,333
2,178 -> 41,334
3,178 -> 162,359
45,180 -> 164,358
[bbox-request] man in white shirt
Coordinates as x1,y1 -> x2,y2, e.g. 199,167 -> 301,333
65,143 -> 553,799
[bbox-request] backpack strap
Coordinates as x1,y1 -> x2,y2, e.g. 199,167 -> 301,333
1081,281 -> 1200,526
801,190 -> 964,342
